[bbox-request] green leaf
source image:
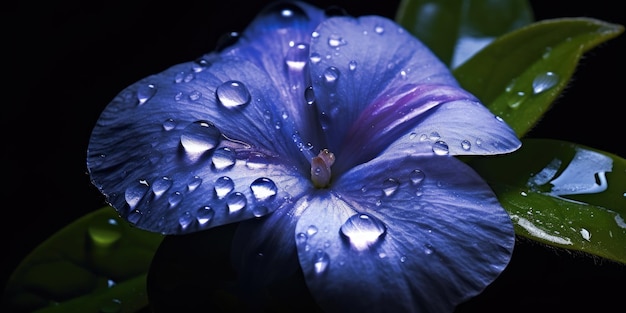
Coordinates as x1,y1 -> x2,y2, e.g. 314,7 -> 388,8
2,206 -> 164,313
454,18 -> 624,137
395,0 -> 533,68
469,139 -> 626,264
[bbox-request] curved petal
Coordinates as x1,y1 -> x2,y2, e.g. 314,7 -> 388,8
231,196 -> 308,293
87,56 -> 313,234
295,155 -> 515,313
380,99 -> 522,160
223,1 -> 330,156
308,15 -> 459,155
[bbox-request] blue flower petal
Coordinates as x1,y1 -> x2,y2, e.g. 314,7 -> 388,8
308,15 -> 459,155
87,57 -> 313,234
230,197 -> 305,293
295,155 -> 514,313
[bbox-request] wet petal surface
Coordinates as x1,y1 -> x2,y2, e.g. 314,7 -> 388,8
295,155 -> 515,313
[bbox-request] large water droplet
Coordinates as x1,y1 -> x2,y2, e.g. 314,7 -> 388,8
187,176 -> 202,192
382,178 -> 399,197
304,85 -> 316,105
151,176 -> 172,198
313,249 -> 330,275
532,72 -> 559,94
432,140 -> 449,155
197,206 -> 214,225
216,81 -> 251,109
340,213 -> 387,251
250,177 -> 278,201
125,180 -> 149,209
137,84 -> 156,105
226,192 -> 247,214
178,211 -> 193,230
211,147 -> 236,170
214,176 -> 234,199
168,192 -> 183,208
180,121 -> 221,154
285,43 -> 308,70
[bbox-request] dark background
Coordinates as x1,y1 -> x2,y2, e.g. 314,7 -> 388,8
3,0 -> 624,312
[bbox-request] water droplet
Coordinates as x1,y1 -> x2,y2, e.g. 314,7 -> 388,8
429,131 -> 441,141
296,232 -> 308,246
328,34 -> 347,47
304,86 -> 316,105
196,206 -> 214,225
374,25 -> 384,34
400,255 -> 407,263
180,121 -> 221,155
532,72 -> 559,94
313,249 -> 330,275
226,192 -> 247,214
216,81 -> 251,109
253,205 -> 268,217
188,90 -> 202,101
137,84 -> 156,105
211,147 -> 236,170
323,66 -> 340,86
382,178 -> 399,197
178,211 -> 192,230
432,140 -> 449,155
125,180 -> 149,209
151,176 -> 172,198
410,169 -> 425,185
261,2 -> 308,28
306,225 -> 318,236
310,52 -> 322,64
461,140 -> 471,151
250,177 -> 278,201
187,176 -> 202,192
162,119 -> 176,131
285,43 -> 309,70
424,244 -> 434,255
348,60 -> 357,71
506,91 -> 527,109
340,213 -> 387,251
88,218 -> 122,247
127,209 -> 142,225
214,176 -> 234,199
168,191 -> 183,208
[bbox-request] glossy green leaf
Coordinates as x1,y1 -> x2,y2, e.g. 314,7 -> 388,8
454,18 -> 624,137
2,206 -> 164,313
469,139 -> 626,264
395,0 -> 533,68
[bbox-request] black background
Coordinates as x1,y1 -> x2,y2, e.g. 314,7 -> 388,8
3,0 -> 624,312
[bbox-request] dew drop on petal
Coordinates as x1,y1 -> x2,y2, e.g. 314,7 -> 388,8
137,84 -> 156,105
125,180 -> 149,209
532,71 -> 559,94
211,147 -> 236,170
310,52 -> 322,64
178,211 -> 193,230
226,192 -> 247,214
461,139 -> 471,151
214,176 -> 234,199
323,66 -> 340,86
168,191 -> 183,208
197,206 -> 214,225
374,25 -> 384,34
187,176 -> 202,192
296,232 -> 308,247
162,118 -> 176,131
304,86 -> 316,105
410,169 -> 425,185
306,225 -> 318,236
348,60 -> 357,71
180,121 -> 221,154
340,213 -> 387,251
285,43 -> 309,71
328,34 -> 347,47
424,244 -> 434,255
216,81 -> 251,109
253,205 -> 269,217
188,90 -> 202,101
313,249 -> 330,275
382,178 -> 399,196
151,176 -> 172,198
250,177 -> 278,201
432,140 -> 449,155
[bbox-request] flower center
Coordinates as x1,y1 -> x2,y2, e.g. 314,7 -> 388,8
311,149 -> 335,188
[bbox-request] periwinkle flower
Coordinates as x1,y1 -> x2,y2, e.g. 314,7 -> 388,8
87,1 -> 521,312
